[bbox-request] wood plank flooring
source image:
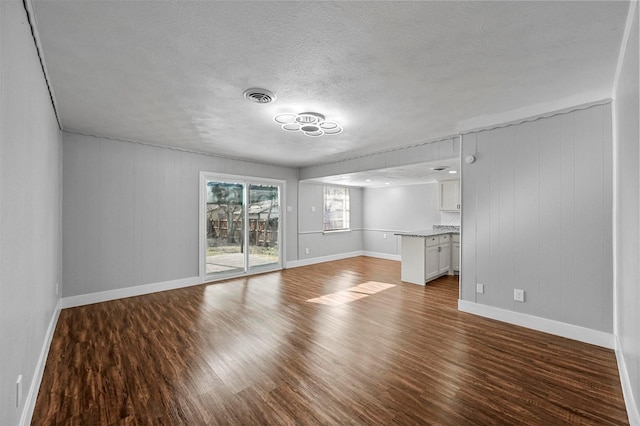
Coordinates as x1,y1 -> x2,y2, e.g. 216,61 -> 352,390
32,257 -> 629,425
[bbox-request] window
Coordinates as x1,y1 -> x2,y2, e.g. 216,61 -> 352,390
324,186 -> 350,231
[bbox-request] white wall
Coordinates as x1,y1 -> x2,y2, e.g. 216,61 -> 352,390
362,183 -> 441,256
297,182 -> 363,260
614,3 -> 639,422
0,2 -> 62,425
461,104 -> 613,333
62,133 -> 298,298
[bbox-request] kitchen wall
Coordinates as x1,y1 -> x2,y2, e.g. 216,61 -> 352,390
62,133 -> 299,298
0,2 -> 62,425
613,3 -> 639,422
460,103 -> 613,336
297,182 -> 363,262
362,183 -> 442,257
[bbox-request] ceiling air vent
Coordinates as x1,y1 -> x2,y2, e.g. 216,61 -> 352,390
243,88 -> 276,104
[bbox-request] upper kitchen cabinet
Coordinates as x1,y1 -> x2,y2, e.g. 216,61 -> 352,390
439,180 -> 460,211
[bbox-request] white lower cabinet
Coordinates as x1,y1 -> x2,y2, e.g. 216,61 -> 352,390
425,244 -> 440,282
400,233 -> 458,285
452,234 -> 460,272
425,234 -> 451,283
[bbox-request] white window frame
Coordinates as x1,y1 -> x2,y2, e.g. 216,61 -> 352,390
323,185 -> 350,232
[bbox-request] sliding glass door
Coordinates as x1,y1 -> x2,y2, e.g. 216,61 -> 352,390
201,174 -> 282,280
247,184 -> 280,270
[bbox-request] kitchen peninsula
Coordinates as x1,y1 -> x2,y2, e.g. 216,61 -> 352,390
395,226 -> 460,285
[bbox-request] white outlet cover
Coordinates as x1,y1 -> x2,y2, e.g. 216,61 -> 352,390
476,283 -> 484,294
514,289 -> 525,302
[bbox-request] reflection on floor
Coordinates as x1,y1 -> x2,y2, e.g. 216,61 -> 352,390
206,253 -> 277,273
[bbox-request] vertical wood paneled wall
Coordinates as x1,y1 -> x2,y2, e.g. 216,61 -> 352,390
0,3 -> 63,424
461,104 -> 613,332
62,133 -> 299,298
614,4 -> 640,421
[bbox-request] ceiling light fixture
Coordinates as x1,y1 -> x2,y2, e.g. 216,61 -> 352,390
274,112 -> 342,137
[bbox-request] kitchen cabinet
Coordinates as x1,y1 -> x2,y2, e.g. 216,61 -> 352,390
439,180 -> 460,211
398,233 -> 454,285
424,237 -> 440,282
437,234 -> 451,275
452,234 -> 460,273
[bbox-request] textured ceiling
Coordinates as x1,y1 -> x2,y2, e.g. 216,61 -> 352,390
31,1 -> 628,168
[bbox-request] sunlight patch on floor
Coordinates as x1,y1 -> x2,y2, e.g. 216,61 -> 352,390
306,281 -> 396,306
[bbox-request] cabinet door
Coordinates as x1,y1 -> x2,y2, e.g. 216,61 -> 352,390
438,243 -> 451,275
425,245 -> 439,282
452,242 -> 460,271
439,180 -> 460,211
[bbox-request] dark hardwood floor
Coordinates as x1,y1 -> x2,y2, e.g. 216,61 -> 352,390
32,257 -> 628,425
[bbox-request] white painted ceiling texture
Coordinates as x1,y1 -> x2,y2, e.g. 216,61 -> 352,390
31,1 -> 628,168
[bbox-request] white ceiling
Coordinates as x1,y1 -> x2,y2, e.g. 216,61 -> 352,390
31,1 -> 628,170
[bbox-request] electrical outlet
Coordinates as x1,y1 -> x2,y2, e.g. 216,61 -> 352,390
305,248 -> 309,255
514,289 -> 525,302
383,233 -> 387,239
286,206 -> 292,213
476,283 -> 484,294
16,375 -> 22,407
311,206 -> 316,213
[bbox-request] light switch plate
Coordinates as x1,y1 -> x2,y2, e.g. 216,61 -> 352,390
476,283 -> 484,294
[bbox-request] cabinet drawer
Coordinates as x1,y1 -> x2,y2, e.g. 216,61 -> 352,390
438,234 -> 450,244
425,236 -> 438,247
452,234 -> 460,243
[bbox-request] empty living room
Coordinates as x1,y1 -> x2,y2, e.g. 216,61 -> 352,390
1,1 -> 639,425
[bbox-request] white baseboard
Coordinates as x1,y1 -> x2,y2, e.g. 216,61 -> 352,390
285,251 -> 364,269
458,300 -> 614,349
61,276 -> 201,308
362,251 -> 401,261
20,299 -> 61,426
615,336 -> 640,425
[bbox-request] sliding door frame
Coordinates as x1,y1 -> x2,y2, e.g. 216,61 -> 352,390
199,171 -> 286,283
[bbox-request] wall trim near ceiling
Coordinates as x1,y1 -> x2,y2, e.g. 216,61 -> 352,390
301,133 -> 462,170
19,300 -> 61,426
458,98 -> 613,136
22,0 -> 61,129
62,130 -> 297,169
458,300 -> 614,349
612,1 -> 639,99
615,336 -> 640,425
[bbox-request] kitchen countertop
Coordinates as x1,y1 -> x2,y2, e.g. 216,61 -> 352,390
394,229 -> 460,238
